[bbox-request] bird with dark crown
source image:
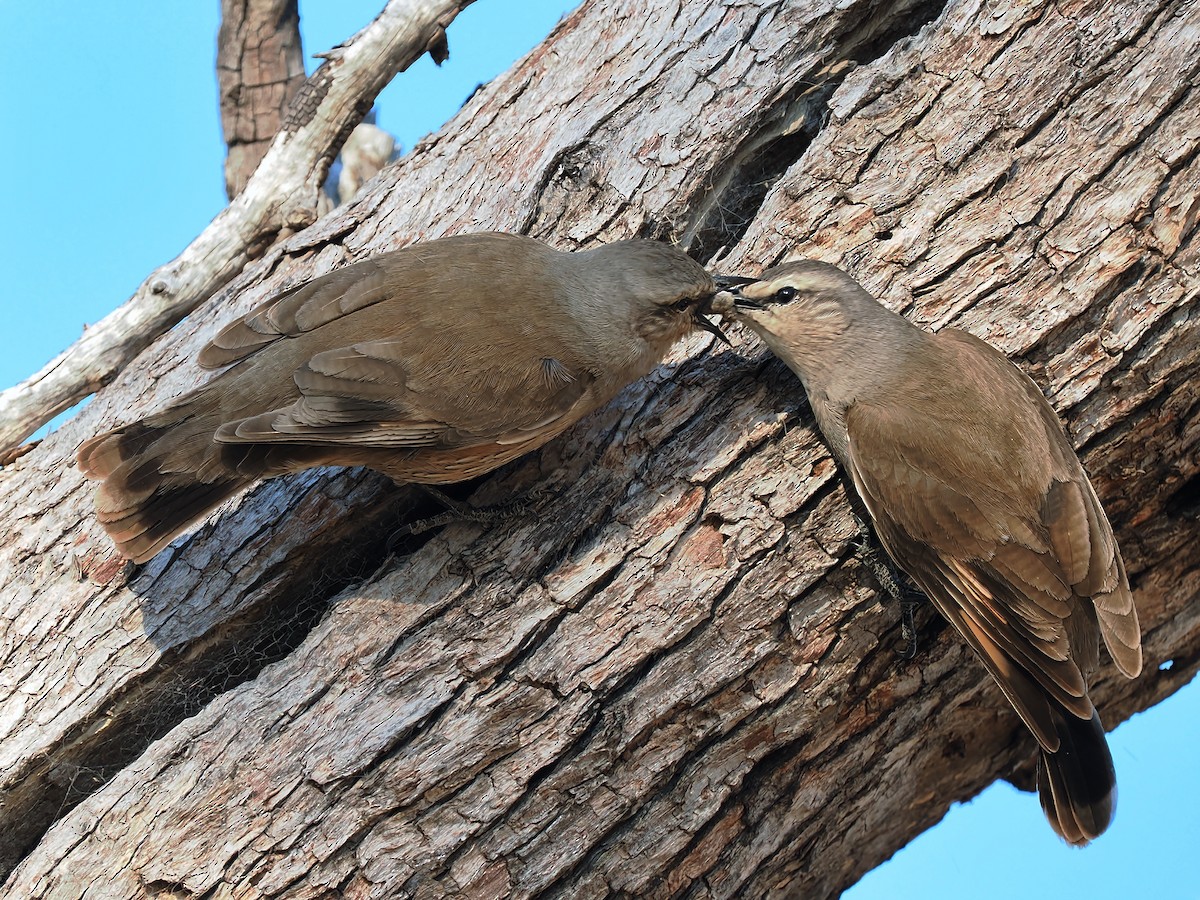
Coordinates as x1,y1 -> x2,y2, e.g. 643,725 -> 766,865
79,233 -> 729,563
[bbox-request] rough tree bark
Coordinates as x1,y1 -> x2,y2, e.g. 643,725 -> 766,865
218,0 -> 307,199
1,0 -> 1197,897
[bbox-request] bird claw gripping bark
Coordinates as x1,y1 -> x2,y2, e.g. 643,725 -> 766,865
898,597 -> 920,661
850,511 -> 924,660
387,485 -> 553,551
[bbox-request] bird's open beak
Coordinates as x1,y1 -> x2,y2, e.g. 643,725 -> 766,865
698,276 -> 763,336
710,275 -> 765,316
710,287 -> 766,317
730,294 -> 767,310
713,274 -> 759,290
692,308 -> 732,345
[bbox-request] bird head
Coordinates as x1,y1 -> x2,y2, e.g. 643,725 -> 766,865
586,240 -> 736,347
710,259 -> 869,350
711,259 -> 929,407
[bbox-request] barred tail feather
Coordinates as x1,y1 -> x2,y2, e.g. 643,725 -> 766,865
77,415 -> 251,564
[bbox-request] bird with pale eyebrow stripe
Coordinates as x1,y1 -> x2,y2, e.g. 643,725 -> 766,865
714,259 -> 1141,845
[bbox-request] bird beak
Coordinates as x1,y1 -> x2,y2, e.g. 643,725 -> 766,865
713,274 -> 760,290
730,293 -> 767,310
710,275 -> 765,315
700,276 -> 763,336
692,308 -> 732,345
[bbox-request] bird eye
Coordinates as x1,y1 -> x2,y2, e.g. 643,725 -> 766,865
773,287 -> 798,303
671,298 -> 694,311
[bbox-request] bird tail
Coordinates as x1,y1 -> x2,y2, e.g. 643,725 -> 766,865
1037,708 -> 1116,845
76,402 -> 254,564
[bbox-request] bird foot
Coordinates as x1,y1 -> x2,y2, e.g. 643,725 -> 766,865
387,485 -> 551,551
898,597 -> 920,661
850,512 -> 925,659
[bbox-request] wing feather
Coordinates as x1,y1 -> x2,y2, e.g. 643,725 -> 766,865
194,233 -> 599,454
842,330 -> 1140,748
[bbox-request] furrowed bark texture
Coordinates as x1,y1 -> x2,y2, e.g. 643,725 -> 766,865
1,0 -> 1197,896
218,0 -> 307,199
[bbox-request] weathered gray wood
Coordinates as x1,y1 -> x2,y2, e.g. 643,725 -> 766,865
0,0 -> 1196,896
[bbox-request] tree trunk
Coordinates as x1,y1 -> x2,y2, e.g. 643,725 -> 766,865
1,0 -> 1196,896
218,0 -> 307,199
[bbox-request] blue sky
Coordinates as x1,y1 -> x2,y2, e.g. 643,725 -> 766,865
1,3 -> 1194,896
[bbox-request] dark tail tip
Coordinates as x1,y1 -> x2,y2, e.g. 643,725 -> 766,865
78,420 -> 248,563
96,478 -> 246,563
1037,709 -> 1116,845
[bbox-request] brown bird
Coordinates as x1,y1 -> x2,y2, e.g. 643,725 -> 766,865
79,232 -> 726,564
715,260 -> 1141,844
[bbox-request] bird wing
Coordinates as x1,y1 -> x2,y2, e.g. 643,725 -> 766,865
198,234 -> 599,449
197,233 -> 541,370
842,331 -> 1139,750
214,335 -> 594,449
196,260 -> 392,369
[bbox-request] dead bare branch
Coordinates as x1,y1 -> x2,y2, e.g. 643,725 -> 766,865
0,0 -> 472,453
